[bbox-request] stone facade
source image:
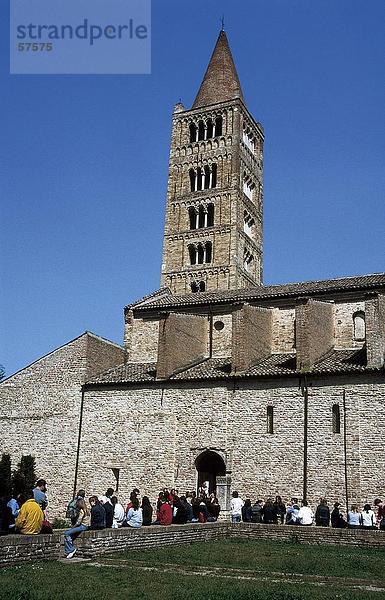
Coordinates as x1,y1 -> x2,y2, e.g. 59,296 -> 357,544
161,31 -> 263,294
0,333 -> 124,516
0,30 -> 384,521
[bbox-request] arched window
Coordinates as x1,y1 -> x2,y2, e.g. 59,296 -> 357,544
199,280 -> 206,291
353,311 -> 365,341
198,205 -> 205,228
189,206 -> 197,230
243,174 -> 254,200
215,116 -> 223,137
211,163 -> 217,188
267,406 -> 274,434
189,122 -> 197,143
189,169 -> 196,192
205,241 -> 212,263
243,210 -> 255,238
242,126 -> 255,153
332,404 -> 341,434
204,165 -> 211,190
206,119 -> 213,139
207,203 -> 214,227
188,245 -> 197,265
197,244 -> 204,264
191,281 -> 199,293
196,167 -> 203,191
198,120 -> 205,141
243,249 -> 253,272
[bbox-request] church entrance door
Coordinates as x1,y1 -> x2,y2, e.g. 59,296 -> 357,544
195,450 -> 226,495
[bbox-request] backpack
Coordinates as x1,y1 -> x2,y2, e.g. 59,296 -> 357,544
251,504 -> 262,523
317,505 -> 329,524
66,498 -> 80,521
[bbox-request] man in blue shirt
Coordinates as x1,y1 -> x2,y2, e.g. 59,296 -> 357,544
33,479 -> 48,511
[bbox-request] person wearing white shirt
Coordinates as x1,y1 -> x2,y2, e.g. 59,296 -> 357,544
230,491 -> 244,523
298,500 -> 313,525
360,504 -> 377,529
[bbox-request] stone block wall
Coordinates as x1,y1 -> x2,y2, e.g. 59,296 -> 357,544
75,374 -> 384,516
365,294 -> 385,368
1,523 -> 385,568
157,313 -> 208,379
232,305 -> 273,372
124,316 -> 159,362
295,299 -> 334,370
0,333 -> 124,516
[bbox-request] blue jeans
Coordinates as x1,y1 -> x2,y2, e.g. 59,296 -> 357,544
231,514 -> 241,523
64,524 -> 88,555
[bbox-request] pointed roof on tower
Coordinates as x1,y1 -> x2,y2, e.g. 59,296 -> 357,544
192,30 -> 244,109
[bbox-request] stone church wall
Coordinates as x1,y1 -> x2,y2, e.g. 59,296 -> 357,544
0,333 -> 124,516
76,374 -> 384,515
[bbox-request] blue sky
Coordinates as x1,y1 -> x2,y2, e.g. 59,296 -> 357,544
1,0 -> 384,376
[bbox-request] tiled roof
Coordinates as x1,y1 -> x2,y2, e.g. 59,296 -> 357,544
129,273 -> 385,312
85,348 -> 379,387
192,30 -> 244,109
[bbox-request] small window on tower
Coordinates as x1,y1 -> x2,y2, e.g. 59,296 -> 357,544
207,203 -> 214,227
243,249 -> 253,272
215,116 -> 223,137
332,404 -> 341,434
189,169 -> 196,192
267,406 -> 274,434
198,120 -> 205,141
189,122 -> 197,143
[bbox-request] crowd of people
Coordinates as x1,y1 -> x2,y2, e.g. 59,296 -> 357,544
231,493 -> 385,531
1,480 -> 385,560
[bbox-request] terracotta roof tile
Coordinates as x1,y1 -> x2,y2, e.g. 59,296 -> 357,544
130,273 -> 385,312
85,348 -> 379,386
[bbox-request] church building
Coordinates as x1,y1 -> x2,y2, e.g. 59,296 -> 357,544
1,31 -> 384,517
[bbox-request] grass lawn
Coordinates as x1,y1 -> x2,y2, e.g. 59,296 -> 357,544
2,538 -> 385,600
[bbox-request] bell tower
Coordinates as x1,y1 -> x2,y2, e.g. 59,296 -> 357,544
161,30 -> 264,294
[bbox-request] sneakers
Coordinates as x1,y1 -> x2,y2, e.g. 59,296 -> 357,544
66,549 -> 76,559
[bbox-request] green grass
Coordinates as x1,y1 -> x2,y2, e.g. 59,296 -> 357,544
113,537 -> 385,583
1,538 -> 385,600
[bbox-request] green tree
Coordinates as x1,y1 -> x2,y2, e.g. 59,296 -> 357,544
12,455 -> 36,497
0,454 -> 12,498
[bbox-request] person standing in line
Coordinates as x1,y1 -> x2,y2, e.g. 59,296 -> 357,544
15,490 -> 43,535
33,479 -> 48,512
315,498 -> 330,527
241,499 -> 253,522
141,496 -> 153,526
273,496 -> 286,524
111,496 -> 125,528
347,504 -> 361,529
126,497 -> 143,528
251,500 -> 263,523
89,496 -> 106,530
99,496 -> 114,528
331,503 -> 347,528
262,498 -> 277,524
230,491 -> 244,524
374,499 -> 385,530
298,500 -> 313,526
360,504 -> 377,529
286,499 -> 300,525
66,489 -> 86,526
64,498 -> 90,559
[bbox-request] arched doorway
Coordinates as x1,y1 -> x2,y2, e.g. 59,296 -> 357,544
195,450 -> 226,495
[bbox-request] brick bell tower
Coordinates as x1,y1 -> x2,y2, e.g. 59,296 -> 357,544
160,30 -> 264,294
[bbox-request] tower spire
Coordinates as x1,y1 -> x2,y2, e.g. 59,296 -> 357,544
192,30 -> 244,109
